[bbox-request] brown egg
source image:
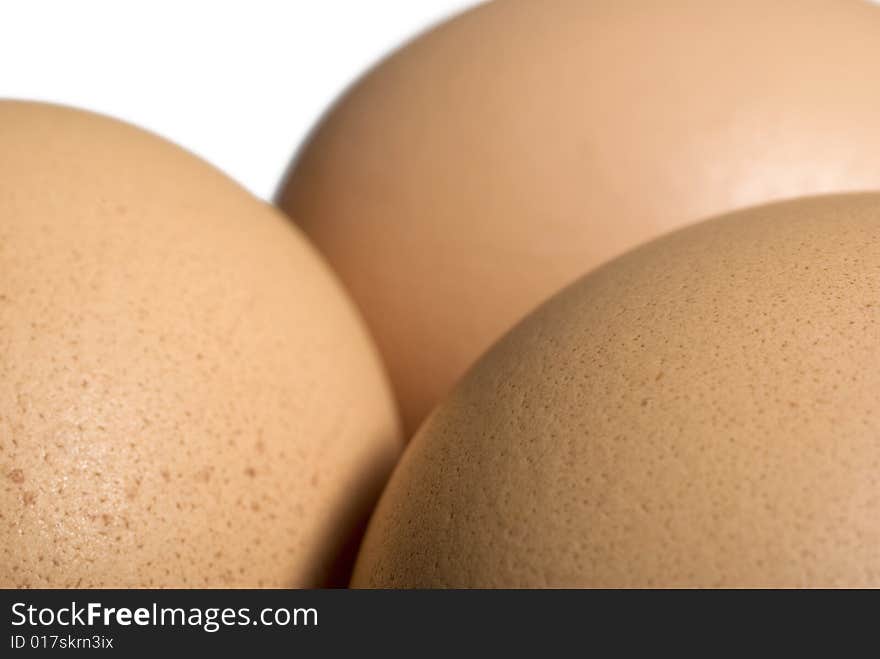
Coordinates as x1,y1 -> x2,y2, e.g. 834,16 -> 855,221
279,0 -> 880,434
352,193 -> 880,588
0,101 -> 402,588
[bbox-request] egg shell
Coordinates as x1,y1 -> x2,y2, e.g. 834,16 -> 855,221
279,0 -> 880,434
0,101 -> 402,588
352,193 -> 880,588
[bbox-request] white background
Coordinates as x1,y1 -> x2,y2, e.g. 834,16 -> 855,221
0,0 -> 481,199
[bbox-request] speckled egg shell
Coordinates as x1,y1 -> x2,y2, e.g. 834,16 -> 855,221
0,101 -> 402,588
279,0 -> 880,435
352,193 -> 880,588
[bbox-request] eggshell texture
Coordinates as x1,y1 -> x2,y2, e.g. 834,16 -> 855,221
279,0 -> 880,434
0,101 -> 402,588
351,193 -> 880,588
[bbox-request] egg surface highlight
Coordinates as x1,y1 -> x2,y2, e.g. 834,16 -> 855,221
0,101 -> 402,588
352,193 -> 880,588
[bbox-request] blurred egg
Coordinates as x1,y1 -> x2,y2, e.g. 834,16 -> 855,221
0,101 -> 402,588
279,0 -> 880,434
352,193 -> 880,587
